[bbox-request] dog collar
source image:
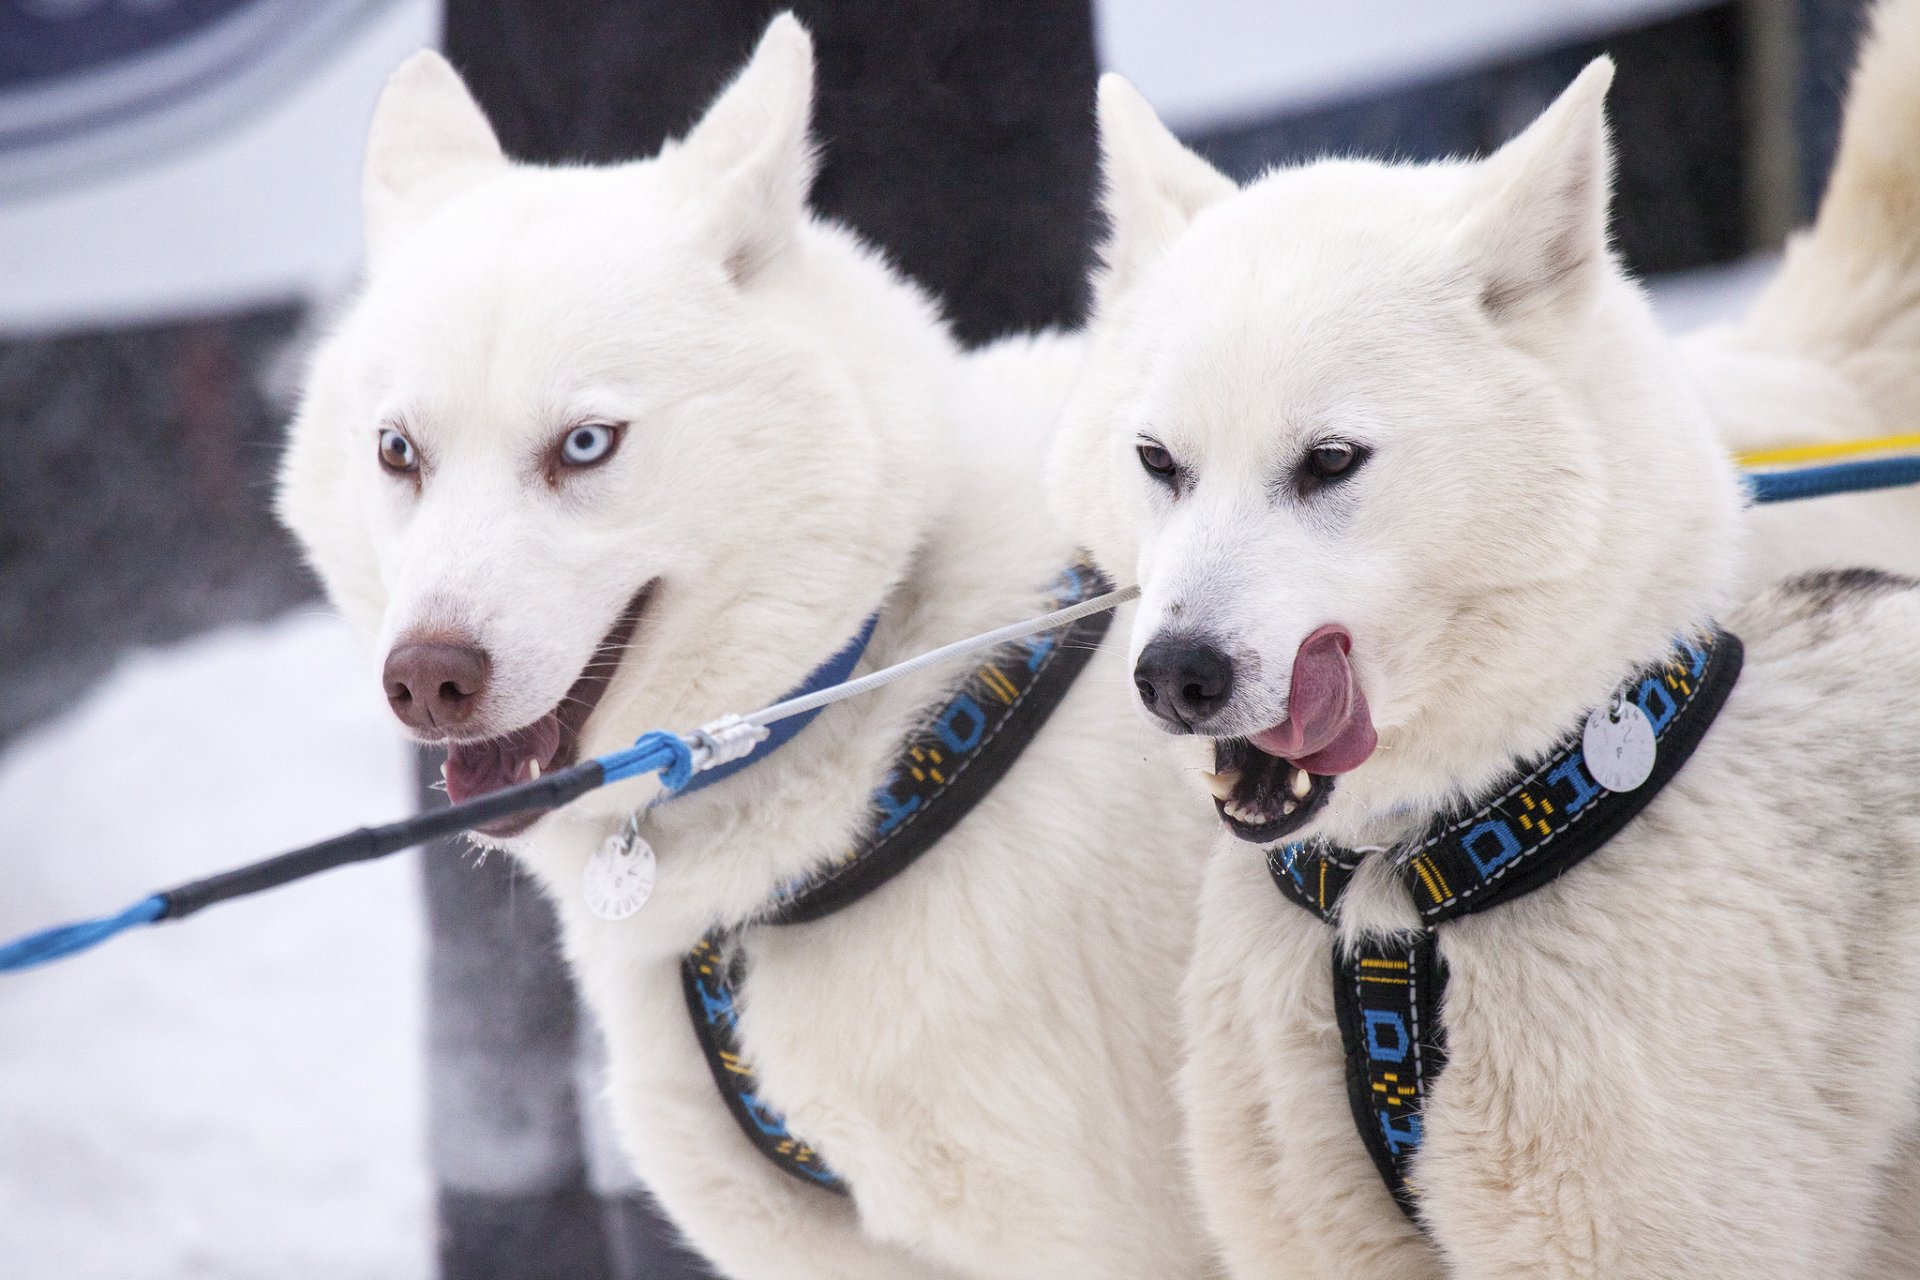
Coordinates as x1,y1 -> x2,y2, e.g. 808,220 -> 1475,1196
681,559 -> 1115,1194
1266,626 -> 1743,1222
670,613 -> 880,798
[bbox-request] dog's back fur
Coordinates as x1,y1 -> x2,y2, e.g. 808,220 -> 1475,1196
1047,1 -> 1920,1275
280,20 -> 1214,1279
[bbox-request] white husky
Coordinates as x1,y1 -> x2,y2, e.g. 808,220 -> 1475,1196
1049,1 -> 1920,1276
279,18 -> 1216,1280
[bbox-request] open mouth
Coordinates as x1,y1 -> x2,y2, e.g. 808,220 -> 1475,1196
1208,739 -> 1334,843
1208,624 -> 1376,845
442,582 -> 656,839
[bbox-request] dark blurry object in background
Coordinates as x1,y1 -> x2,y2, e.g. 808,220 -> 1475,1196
1797,0 -> 1875,213
0,307 -> 311,745
445,0 -> 1099,342
426,3 -> 1097,1277
1189,3 -> 1746,276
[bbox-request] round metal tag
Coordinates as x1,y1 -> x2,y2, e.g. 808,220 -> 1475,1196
584,826 -> 655,921
1582,699 -> 1656,793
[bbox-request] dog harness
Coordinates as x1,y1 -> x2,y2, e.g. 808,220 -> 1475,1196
1266,627 -> 1743,1221
681,560 -> 1115,1193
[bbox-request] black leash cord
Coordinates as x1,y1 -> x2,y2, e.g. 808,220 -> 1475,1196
158,760 -> 605,920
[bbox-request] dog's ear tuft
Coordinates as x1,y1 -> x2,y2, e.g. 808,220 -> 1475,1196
677,13 -> 818,285
1094,74 -> 1236,310
362,50 -> 505,273
1460,57 -> 1616,322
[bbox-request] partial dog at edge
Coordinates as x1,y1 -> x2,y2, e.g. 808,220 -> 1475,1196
1048,1 -> 1920,1276
279,18 -> 1216,1280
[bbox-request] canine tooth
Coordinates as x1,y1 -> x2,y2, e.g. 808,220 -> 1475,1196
1283,799 -> 1298,816
1204,769 -> 1240,800
1290,768 -> 1312,800
528,760 -> 542,780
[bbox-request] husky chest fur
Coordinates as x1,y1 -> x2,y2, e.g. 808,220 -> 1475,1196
1049,2 -> 1920,1273
280,19 -> 1216,1280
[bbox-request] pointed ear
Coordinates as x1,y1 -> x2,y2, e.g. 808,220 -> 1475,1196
1094,74 -> 1235,308
675,13 -> 817,284
1459,58 -> 1617,320
362,51 -> 505,271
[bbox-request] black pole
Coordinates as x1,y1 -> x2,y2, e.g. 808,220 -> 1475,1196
426,3 -> 1098,1277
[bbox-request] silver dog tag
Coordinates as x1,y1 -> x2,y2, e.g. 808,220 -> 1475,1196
1582,696 -> 1656,792
584,815 -> 655,921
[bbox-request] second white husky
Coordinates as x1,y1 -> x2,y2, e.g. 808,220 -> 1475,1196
280,18 -> 1216,1280
1049,1 -> 1920,1276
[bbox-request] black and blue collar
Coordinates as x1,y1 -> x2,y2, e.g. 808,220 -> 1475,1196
671,613 -> 880,798
1265,626 -> 1743,1221
682,560 -> 1115,1194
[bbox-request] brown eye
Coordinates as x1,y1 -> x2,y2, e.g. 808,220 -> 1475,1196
1301,441 -> 1368,489
1137,441 -> 1177,480
379,427 -> 418,474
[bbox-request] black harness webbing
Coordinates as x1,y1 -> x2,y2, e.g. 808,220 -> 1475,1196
1266,628 -> 1743,1220
680,561 -> 1114,1194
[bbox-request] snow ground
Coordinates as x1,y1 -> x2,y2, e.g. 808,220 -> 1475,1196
0,261 -> 1763,1279
0,611 -> 429,1279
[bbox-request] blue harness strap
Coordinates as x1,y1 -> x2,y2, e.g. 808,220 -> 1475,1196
681,560 -> 1115,1195
1268,627 -> 1743,1222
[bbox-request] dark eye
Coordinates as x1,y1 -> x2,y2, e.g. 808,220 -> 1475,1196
1137,441 -> 1178,481
1301,441 -> 1368,490
378,427 -> 418,474
559,423 -> 620,467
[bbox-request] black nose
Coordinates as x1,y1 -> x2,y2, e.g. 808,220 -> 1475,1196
1133,635 -> 1234,730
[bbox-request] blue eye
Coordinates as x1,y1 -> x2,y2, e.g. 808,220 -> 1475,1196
378,427 -> 418,473
559,423 -> 619,467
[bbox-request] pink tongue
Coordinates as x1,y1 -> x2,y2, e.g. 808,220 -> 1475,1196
443,714 -> 563,805
1248,624 -> 1377,775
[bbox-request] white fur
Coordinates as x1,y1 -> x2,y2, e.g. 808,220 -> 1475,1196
1049,4 -> 1920,1274
280,19 -> 1216,1279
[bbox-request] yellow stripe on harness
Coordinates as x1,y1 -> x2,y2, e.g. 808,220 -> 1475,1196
1735,432 -> 1920,469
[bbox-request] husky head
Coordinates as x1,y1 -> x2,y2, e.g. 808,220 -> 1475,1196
1049,63 -> 1742,844
280,16 -> 946,839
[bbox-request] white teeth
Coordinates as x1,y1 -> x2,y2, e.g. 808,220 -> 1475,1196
1283,799 -> 1298,816
1291,768 -> 1312,800
1223,801 -> 1266,826
1204,769 -> 1241,800
441,761 -> 450,783
527,760 -> 542,780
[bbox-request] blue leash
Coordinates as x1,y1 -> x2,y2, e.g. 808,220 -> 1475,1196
4,450 -> 1917,976
0,896 -> 166,971
0,616 -> 878,976
1744,455 -> 1920,504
